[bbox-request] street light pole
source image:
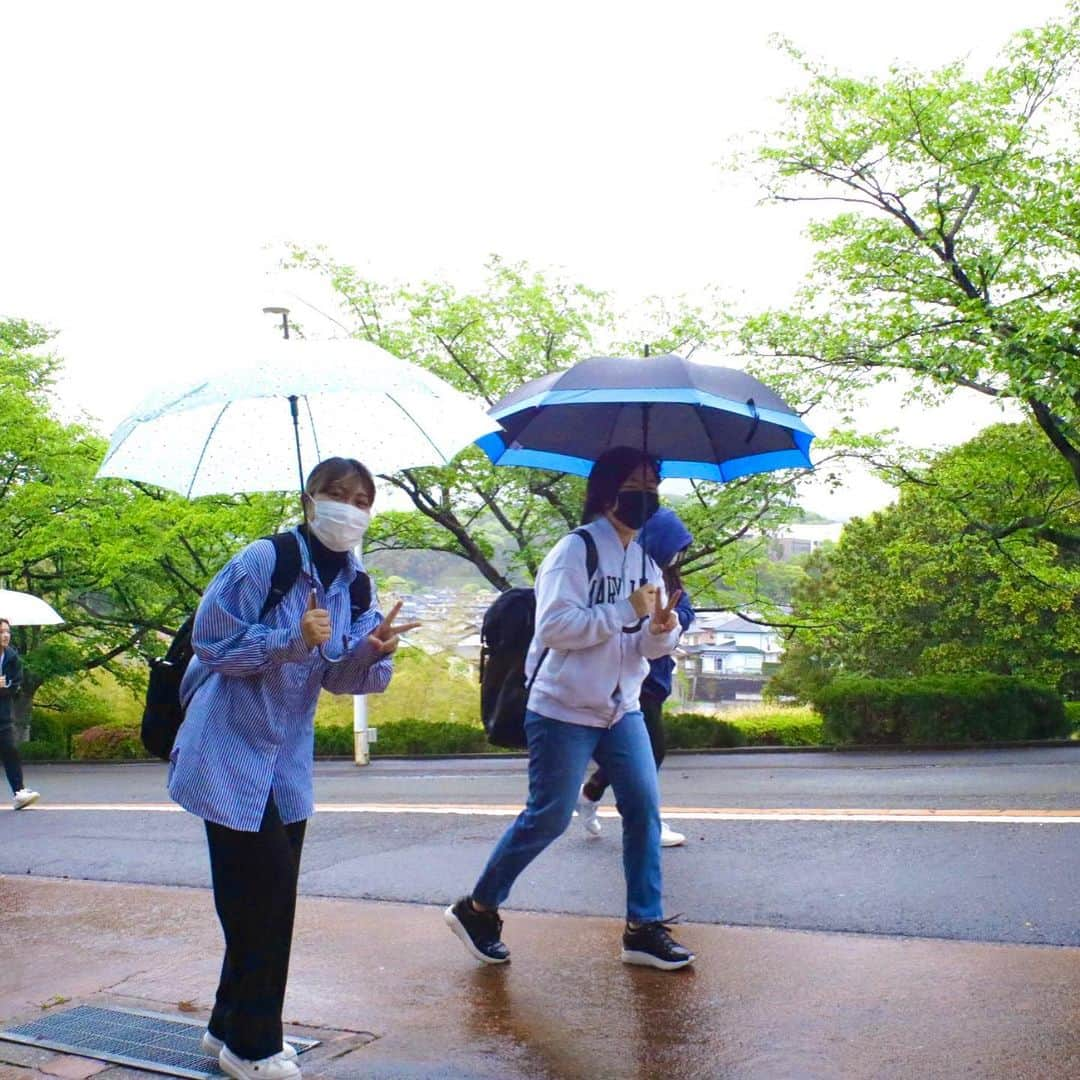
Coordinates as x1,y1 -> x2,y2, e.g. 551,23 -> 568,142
263,305 -> 290,340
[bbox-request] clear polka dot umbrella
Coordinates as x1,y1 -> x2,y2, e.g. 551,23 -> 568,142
97,339 -> 501,497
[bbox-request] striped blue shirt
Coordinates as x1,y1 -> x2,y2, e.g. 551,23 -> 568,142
168,526 -> 391,831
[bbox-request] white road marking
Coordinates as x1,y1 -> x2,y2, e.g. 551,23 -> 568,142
8,803 -> 1080,824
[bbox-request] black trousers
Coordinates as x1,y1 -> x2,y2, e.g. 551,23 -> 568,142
0,721 -> 24,795
583,693 -> 666,801
204,795 -> 307,1061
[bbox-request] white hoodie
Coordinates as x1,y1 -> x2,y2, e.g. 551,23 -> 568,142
525,515 -> 682,728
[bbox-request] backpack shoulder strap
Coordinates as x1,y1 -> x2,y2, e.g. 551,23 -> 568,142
571,528 -> 599,580
348,571 -> 372,619
260,532 -> 302,619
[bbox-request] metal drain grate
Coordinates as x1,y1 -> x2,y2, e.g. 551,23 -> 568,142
0,1005 -> 318,1079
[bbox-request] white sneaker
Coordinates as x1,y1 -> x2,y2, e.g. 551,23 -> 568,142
219,1045 -> 301,1079
660,821 -> 686,847
13,789 -> 40,810
575,788 -> 602,837
202,1032 -> 297,1061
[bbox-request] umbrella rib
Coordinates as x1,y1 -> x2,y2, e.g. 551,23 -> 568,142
98,424 -> 136,470
186,402 -> 233,498
602,402 -> 624,456
385,392 -> 452,467
303,395 -> 322,462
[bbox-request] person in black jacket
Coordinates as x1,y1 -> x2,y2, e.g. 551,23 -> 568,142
0,618 -> 40,810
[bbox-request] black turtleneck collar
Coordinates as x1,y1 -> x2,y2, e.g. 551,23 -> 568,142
299,524 -> 349,589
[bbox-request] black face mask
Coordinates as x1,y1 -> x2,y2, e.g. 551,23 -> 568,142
614,490 -> 660,530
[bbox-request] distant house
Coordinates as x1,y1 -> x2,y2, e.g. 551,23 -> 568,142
678,612 -> 784,706
767,523 -> 843,561
454,632 -> 483,667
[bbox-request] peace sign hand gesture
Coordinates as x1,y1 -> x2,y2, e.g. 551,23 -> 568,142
367,600 -> 422,657
649,589 -> 682,635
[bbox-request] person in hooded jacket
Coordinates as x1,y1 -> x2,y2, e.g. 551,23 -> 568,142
575,508 -> 694,846
445,446 -> 695,972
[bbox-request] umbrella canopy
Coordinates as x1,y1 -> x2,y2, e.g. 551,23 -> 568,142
97,338 -> 501,497
475,353 -> 814,481
0,589 -> 64,626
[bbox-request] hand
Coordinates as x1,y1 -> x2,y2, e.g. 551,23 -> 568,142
301,589 -> 332,649
366,600 -> 422,657
0,675 -> 6,688
629,583 -> 659,619
649,589 -> 682,635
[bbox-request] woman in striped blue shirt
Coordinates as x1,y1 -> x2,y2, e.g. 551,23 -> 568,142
169,457 -> 417,1080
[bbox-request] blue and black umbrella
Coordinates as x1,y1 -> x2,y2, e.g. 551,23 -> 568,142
475,353 -> 814,480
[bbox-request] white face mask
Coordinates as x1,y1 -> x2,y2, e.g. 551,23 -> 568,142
308,499 -> 371,552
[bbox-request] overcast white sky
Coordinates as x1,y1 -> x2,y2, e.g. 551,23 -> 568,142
1,0 -> 1063,518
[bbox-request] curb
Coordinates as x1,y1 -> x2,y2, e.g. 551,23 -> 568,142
16,739 -> 1080,765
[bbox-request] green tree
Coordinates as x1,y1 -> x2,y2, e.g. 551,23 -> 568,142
287,252 -> 824,610
741,6 -> 1080,555
0,320 -> 290,733
770,423 -> 1080,699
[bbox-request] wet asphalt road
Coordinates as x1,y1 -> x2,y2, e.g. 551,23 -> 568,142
3,748 -> 1078,946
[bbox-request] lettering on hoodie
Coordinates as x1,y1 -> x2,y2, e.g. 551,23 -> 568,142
588,575 -> 647,607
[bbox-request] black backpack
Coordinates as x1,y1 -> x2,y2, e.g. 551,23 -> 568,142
141,531 -> 372,761
479,529 -> 598,749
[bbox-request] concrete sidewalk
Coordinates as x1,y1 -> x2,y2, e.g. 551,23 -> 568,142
2,875 -> 1078,1080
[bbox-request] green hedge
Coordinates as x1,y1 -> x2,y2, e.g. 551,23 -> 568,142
666,708 -> 824,748
21,713 -> 105,759
811,675 -> 1068,745
1067,701 -> 1080,737
71,723 -> 147,761
316,718 -> 498,757
733,710 -> 825,746
665,712 -> 746,749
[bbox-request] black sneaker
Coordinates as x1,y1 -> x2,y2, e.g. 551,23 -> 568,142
444,896 -> 510,965
621,920 -> 695,970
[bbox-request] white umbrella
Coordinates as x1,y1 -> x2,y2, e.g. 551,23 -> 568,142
0,589 -> 64,626
96,338 -> 501,496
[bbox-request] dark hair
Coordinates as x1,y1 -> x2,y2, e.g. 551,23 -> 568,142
304,457 -> 375,502
0,618 -> 9,631
662,562 -> 684,599
580,446 -> 660,525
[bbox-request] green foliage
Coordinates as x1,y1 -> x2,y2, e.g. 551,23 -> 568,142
731,706 -> 824,746
665,712 -> 747,749
285,250 -> 814,612
770,423 -> 1080,699
71,723 -> 146,760
1066,701 -> 1080,736
313,722 -> 354,757
812,675 -> 1068,745
18,740 -> 65,762
742,8 -> 1080,559
667,706 -> 824,748
367,647 -> 481,726
23,711 -> 107,759
369,718 -> 494,756
0,317 -> 293,724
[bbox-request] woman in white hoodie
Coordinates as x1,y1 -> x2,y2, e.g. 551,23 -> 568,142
445,446 -> 695,971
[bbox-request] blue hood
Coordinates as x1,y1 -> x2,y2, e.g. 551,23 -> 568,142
639,508 -> 692,568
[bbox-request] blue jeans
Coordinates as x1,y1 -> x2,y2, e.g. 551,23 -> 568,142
472,709 -> 663,922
